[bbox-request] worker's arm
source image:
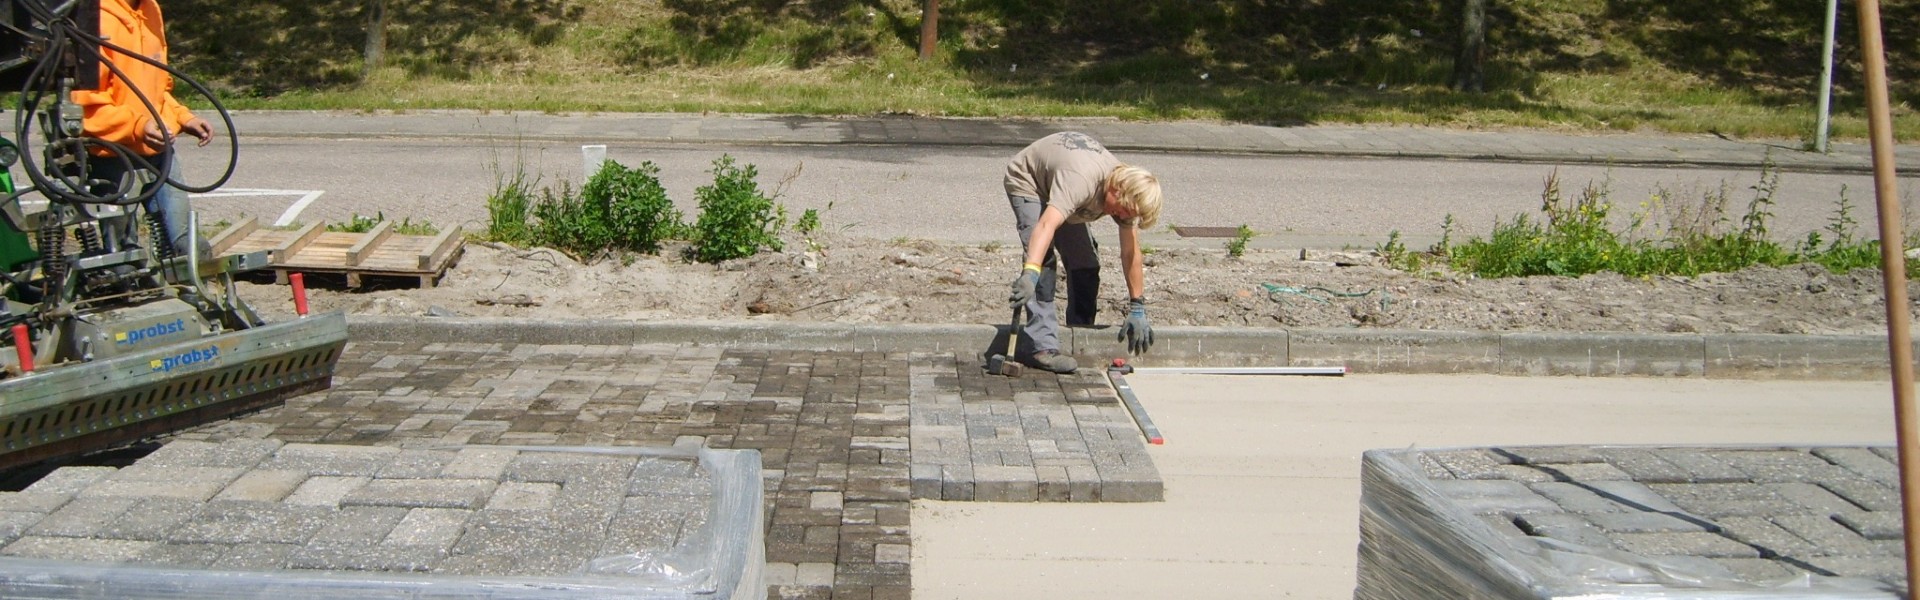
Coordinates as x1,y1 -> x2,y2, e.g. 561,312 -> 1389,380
1117,220 -> 1144,299
1023,206 -> 1068,267
1009,206 -> 1069,309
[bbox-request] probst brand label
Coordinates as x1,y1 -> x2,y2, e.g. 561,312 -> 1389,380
116,319 -> 187,346
149,345 -> 220,372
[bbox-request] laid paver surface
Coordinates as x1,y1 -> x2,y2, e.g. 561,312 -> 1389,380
146,340 -> 1163,600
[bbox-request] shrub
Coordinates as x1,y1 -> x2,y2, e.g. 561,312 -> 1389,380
692,155 -> 786,263
591,160 -> 682,254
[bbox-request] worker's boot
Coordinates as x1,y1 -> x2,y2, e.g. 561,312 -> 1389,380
1025,350 -> 1078,374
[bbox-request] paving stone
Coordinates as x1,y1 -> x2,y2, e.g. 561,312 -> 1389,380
1,536 -> 156,561
1767,482 -> 1868,517
260,443 -> 401,476
1512,513 -> 1616,550
282,475 -> 371,507
439,447 -> 518,480
1592,448 -> 1691,483
1430,480 -> 1562,515
1818,477 -> 1901,512
1426,448 -> 1515,480
289,542 -> 445,572
1585,511 -> 1716,534
171,500 -> 333,545
28,496 -> 138,538
486,481 -> 561,511
1770,514 -> 1880,556
1810,447 -> 1900,488
1650,450 -> 1750,483
139,439 -> 284,469
211,542 -> 300,570
132,542 -> 230,568
1710,449 -> 1850,483
0,511 -> 41,546
0,491 -> 74,514
22,466 -> 117,495
1611,532 -> 1762,559
213,469 -> 310,502
99,497 -> 203,541
1710,557 -> 1805,582
1833,511 -> 1903,541
342,478 -> 497,509
1646,483 -> 1800,518
1495,446 -> 1605,465
378,449 -> 457,479
309,506 -> 409,545
386,508 -> 470,549
1801,556 -> 1909,587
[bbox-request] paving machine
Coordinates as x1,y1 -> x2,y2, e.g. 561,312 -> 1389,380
0,0 -> 347,471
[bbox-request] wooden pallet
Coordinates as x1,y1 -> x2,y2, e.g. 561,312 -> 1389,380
210,217 -> 465,288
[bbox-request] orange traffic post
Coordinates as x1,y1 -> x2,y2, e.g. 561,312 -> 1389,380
291,273 -> 310,316
11,324 -> 31,373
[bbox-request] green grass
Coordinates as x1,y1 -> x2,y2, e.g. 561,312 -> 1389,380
166,0 -> 1919,142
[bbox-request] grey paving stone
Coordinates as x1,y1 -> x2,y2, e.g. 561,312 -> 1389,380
0,491 -> 74,514
1714,516 -> 1823,557
1710,557 -> 1805,582
378,449 -> 457,479
1819,477 -> 1902,512
28,496 -> 138,538
1,536 -> 156,562
211,542 -> 300,570
385,508 -> 471,549
1800,556 -> 1909,588
1767,482 -> 1868,517
131,542 -> 230,568
213,469 -> 310,503
261,443 -> 401,476
342,478 -> 497,510
281,475 -> 371,507
1646,483 -> 1800,518
1426,448 -> 1515,480
1710,449 -> 1849,484
1592,447 -> 1691,483
1512,513 -> 1616,550
289,542 -> 445,572
1770,515 -> 1880,556
439,447 -> 518,480
139,439 -> 283,469
22,466 -> 117,496
309,506 -> 409,545
1611,532 -> 1762,559
1833,511 -> 1903,541
1495,446 -> 1605,465
486,481 -> 561,511
1585,511 -> 1716,534
1651,450 -> 1750,483
1430,479 -> 1562,515
0,511 -> 41,546
171,500 -> 334,545
1811,447 -> 1900,488
100,497 -> 203,541
1581,481 -> 1692,514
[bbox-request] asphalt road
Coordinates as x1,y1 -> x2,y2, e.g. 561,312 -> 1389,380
179,136 -> 1917,249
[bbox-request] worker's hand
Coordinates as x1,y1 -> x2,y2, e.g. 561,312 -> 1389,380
1118,298 -> 1153,354
179,117 -> 214,147
1008,267 -> 1041,309
140,119 -> 170,149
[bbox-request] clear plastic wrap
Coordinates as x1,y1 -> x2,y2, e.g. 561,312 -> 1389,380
1356,448 -> 1905,600
0,445 -> 765,600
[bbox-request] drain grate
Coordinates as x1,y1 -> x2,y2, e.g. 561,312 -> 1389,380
1173,226 -> 1243,238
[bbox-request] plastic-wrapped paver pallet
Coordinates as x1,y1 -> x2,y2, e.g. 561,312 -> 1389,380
1356,445 -> 1907,599
0,442 -> 764,600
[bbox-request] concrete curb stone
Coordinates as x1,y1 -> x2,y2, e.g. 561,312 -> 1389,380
348,316 -> 1917,380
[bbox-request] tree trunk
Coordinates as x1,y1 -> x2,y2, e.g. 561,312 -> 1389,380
364,0 -> 389,75
918,0 -> 939,60
1452,0 -> 1487,92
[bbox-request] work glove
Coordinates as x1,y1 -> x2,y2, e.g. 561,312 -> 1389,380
1008,267 -> 1041,309
1118,298 -> 1154,354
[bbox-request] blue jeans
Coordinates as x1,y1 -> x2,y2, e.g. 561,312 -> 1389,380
93,150 -> 198,256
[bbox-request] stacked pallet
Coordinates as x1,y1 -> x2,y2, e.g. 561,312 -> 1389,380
210,217 -> 464,288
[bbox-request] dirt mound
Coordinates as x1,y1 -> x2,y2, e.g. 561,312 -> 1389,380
237,233 -> 1913,336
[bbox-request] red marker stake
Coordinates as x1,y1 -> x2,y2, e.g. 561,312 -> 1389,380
11,324 -> 31,373
291,273 -> 310,316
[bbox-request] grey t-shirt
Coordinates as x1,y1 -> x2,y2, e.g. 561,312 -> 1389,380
1004,132 -> 1124,226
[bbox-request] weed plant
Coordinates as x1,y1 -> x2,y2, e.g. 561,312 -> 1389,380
1225,224 -> 1256,258
326,211 -> 438,235
1436,165 -> 1914,280
485,169 -> 538,246
692,155 -> 786,264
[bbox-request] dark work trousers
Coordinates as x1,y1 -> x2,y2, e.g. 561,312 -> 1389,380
1009,194 -> 1102,355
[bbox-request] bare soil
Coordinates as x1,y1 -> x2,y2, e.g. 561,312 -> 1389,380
236,233 -> 1917,336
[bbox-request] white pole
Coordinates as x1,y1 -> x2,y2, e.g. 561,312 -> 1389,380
1816,0 -> 1839,153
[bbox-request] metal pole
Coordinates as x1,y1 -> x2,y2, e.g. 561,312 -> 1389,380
1816,0 -> 1839,153
1853,2 -> 1918,597
917,0 -> 940,61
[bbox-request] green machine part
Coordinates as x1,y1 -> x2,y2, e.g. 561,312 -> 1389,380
0,137 -> 33,272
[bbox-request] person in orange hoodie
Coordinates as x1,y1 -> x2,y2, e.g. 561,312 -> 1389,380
73,0 -> 212,256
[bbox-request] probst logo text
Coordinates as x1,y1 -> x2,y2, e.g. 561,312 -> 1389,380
150,345 -> 220,372
116,319 -> 187,346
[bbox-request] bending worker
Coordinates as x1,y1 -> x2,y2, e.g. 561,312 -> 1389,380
77,0 -> 214,256
1004,131 -> 1164,373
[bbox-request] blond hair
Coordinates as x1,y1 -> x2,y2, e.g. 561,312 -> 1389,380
1108,164 -> 1162,230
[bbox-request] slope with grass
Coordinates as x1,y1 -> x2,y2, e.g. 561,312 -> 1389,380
167,0 -> 1916,141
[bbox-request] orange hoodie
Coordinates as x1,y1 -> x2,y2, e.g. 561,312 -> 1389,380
72,0 -> 195,157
